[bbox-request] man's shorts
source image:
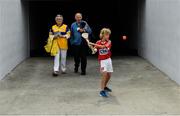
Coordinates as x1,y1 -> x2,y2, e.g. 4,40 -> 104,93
100,58 -> 113,73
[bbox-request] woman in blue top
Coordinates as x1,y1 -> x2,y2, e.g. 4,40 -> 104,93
70,13 -> 92,75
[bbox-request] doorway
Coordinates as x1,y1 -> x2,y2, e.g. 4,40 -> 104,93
25,0 -> 140,56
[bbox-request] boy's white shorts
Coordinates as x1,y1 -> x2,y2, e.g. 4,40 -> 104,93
100,58 -> 113,73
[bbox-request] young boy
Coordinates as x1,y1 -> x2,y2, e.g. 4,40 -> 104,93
90,28 -> 113,97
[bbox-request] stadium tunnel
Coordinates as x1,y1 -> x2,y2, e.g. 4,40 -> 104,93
23,0 -> 142,57
1,0 -> 180,85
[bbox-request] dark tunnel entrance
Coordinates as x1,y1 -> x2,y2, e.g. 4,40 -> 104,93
27,0 -> 140,57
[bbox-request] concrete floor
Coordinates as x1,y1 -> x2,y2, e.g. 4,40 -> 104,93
0,56 -> 179,115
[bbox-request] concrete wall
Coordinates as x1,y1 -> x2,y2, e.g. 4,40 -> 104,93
0,0 -> 29,80
138,0 -> 180,84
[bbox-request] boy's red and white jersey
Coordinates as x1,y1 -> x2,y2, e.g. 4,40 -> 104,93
96,40 -> 112,60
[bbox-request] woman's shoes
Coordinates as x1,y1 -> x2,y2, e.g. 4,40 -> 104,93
52,71 -> 59,77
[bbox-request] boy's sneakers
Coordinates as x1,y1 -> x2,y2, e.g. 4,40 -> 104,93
99,90 -> 108,97
104,87 -> 112,92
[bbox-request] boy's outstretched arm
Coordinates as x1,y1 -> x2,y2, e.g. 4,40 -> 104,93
89,41 -> 111,49
89,42 -> 105,49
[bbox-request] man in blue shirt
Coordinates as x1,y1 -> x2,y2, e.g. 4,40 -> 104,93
70,13 -> 92,75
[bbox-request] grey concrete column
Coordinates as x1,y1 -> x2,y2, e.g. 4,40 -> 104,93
0,0 -> 29,79
138,0 -> 180,84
